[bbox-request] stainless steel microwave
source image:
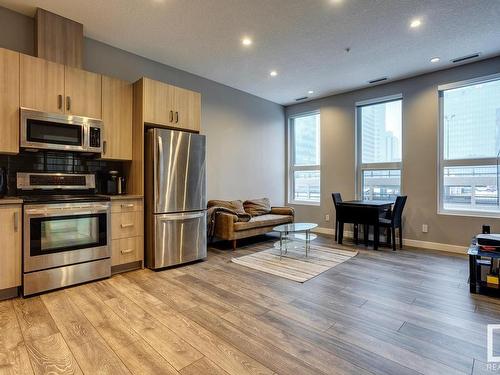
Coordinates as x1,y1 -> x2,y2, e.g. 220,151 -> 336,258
20,108 -> 103,154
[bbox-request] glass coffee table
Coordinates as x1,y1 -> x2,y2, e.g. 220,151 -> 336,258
273,223 -> 318,259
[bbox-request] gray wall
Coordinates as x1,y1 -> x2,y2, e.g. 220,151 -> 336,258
287,56 -> 500,246
0,6 -> 285,205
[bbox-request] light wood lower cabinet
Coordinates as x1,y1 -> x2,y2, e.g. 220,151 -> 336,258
110,198 -> 143,271
111,211 -> 142,239
112,236 -> 142,266
0,205 -> 22,290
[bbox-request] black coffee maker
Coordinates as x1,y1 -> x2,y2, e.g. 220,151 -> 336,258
103,170 -> 126,195
0,167 -> 6,198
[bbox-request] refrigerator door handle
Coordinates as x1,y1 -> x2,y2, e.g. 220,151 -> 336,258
156,134 -> 163,202
157,212 -> 205,221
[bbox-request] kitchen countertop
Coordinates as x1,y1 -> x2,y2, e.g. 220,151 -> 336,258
0,197 -> 23,205
103,195 -> 144,200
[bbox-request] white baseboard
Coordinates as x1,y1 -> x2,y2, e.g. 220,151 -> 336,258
312,226 -> 467,255
312,227 -> 336,236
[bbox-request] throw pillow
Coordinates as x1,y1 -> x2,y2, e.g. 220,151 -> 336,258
243,198 -> 271,216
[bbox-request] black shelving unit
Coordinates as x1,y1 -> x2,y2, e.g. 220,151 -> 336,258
468,246 -> 500,296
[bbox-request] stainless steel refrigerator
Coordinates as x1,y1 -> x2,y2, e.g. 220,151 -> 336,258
145,128 -> 207,269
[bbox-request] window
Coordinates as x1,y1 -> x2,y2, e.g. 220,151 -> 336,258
288,112 -> 320,204
356,96 -> 402,200
439,74 -> 500,216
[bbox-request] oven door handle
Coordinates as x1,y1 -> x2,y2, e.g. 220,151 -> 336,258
25,206 -> 110,216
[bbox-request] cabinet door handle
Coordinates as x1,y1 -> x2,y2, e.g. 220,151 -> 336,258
121,223 -> 134,228
58,94 -> 63,109
121,248 -> 134,254
13,211 -> 18,232
175,111 -> 179,123
66,96 -> 71,111
169,110 -> 174,122
121,204 -> 135,208
103,140 -> 107,155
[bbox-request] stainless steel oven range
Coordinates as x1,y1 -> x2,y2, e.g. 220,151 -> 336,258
18,172 -> 111,296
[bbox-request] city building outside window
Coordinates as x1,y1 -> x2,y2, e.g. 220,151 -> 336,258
356,95 -> 403,200
438,74 -> 500,216
288,112 -> 320,205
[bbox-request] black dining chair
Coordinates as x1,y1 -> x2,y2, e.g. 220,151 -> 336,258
332,193 -> 359,244
378,195 -> 407,251
331,193 -> 342,241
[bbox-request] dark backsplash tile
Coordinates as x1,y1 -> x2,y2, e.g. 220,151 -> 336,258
0,151 -> 124,195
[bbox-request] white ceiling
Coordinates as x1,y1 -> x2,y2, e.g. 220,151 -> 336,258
2,0 -> 500,105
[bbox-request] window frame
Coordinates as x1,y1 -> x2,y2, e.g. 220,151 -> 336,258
287,111 -> 321,206
355,94 -> 403,201
437,73 -> 500,217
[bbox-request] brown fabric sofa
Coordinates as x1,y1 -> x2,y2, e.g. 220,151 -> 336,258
209,199 -> 294,250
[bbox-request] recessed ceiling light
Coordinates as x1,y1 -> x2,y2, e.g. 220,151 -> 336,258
308,90 -> 314,94
270,70 -> 278,77
430,57 -> 440,63
241,37 -> 252,46
410,18 -> 422,28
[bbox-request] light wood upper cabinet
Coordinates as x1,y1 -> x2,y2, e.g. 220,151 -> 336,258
140,77 -> 201,132
65,66 -> 102,118
185,89 -> 201,132
20,54 -> 102,119
171,85 -> 200,132
0,205 -> 22,290
101,76 -> 132,160
0,48 -> 20,154
142,77 -> 171,126
20,54 -> 65,113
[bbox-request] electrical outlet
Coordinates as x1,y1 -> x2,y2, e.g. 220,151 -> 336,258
325,214 -> 330,222
422,224 -> 428,233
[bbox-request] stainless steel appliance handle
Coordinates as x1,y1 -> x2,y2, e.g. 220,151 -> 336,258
25,205 -> 110,216
156,134 -> 163,200
158,212 -> 205,221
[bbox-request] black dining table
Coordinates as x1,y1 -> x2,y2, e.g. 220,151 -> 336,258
336,200 -> 394,250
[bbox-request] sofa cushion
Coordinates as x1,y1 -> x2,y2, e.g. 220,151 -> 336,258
207,199 -> 247,216
243,198 -> 271,216
234,214 -> 292,231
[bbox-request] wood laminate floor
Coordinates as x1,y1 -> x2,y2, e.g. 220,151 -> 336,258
1,235 -> 499,375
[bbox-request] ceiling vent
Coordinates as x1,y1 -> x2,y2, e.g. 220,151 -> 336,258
368,77 -> 388,84
295,96 -> 308,101
451,53 -> 480,64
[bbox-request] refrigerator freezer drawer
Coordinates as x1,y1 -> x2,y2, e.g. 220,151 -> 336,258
148,211 -> 207,269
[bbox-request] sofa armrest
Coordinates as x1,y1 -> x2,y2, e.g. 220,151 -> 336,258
270,206 -> 295,216
214,212 -> 238,240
